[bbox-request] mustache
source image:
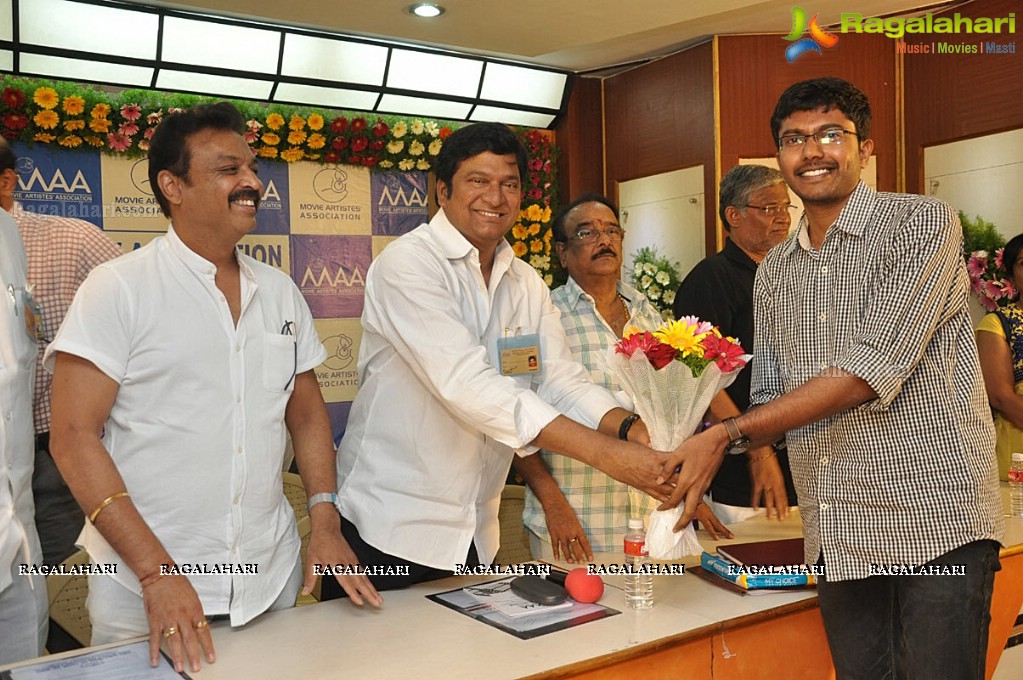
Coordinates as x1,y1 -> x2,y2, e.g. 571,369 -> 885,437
591,247 -> 618,260
229,189 -> 261,207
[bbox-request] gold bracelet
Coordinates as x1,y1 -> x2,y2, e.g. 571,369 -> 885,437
88,491 -> 130,524
747,450 -> 777,463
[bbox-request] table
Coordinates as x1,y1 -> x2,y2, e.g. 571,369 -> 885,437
4,494 -> 1022,679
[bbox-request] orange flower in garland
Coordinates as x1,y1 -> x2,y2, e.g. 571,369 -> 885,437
33,110 -> 59,129
61,95 -> 85,115
265,113 -> 285,130
33,87 -> 58,109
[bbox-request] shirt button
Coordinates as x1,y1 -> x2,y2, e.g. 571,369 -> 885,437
818,313 -> 826,322
820,502 -> 830,511
235,344 -> 241,352
821,457 -> 829,465
4,412 -> 9,421
820,266 -> 828,273
236,394 -> 241,403
820,362 -> 828,371
236,447 -> 243,454
233,496 -> 240,505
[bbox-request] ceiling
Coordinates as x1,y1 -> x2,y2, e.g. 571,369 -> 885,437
128,0 -> 956,74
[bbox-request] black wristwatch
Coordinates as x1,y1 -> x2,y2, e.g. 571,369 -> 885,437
618,413 -> 641,441
722,417 -> 751,455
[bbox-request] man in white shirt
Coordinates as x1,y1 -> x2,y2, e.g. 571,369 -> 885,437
0,208 -> 47,665
47,102 -> 380,675
326,123 -> 674,598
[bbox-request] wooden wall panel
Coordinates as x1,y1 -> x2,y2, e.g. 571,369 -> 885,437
555,76 -> 605,202
903,0 -> 1023,194
717,33 -> 898,193
602,42 -> 716,253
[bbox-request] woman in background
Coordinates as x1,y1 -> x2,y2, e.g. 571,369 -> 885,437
976,233 -> 1023,480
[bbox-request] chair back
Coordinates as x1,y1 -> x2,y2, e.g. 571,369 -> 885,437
494,484 -> 532,565
46,549 -> 92,647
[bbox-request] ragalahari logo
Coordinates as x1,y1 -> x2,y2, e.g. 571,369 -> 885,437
784,7 -> 840,62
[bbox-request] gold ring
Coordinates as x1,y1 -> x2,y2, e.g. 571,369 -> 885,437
163,626 -> 177,638
569,537 -> 579,543
195,620 -> 208,630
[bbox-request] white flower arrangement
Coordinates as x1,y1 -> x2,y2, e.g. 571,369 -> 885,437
629,246 -> 682,320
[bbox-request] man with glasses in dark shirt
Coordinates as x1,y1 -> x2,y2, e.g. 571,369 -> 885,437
673,165 -> 797,523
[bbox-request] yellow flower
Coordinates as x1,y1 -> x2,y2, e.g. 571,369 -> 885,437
386,140 -> 404,154
287,130 -> 307,145
33,110 -> 59,129
89,118 -> 111,133
379,160 -> 394,169
58,134 -> 82,148
281,147 -> 305,162
408,140 -> 425,156
84,135 -> 104,147
64,119 -> 85,131
33,133 -> 56,143
265,113 -> 285,130
261,132 -> 281,146
527,222 -> 540,236
307,113 -> 324,131
542,206 -> 552,222
511,224 -> 528,240
654,319 -> 710,357
307,133 -> 326,149
415,159 -> 430,170
90,103 -> 110,119
33,87 -> 59,109
305,153 -> 321,161
530,239 -> 544,253
398,159 -> 414,171
61,95 -> 85,115
428,139 -> 442,155
391,122 -> 407,138
289,114 -> 306,131
525,204 -> 544,222
256,146 -> 279,158
411,120 -> 425,135
512,241 -> 528,257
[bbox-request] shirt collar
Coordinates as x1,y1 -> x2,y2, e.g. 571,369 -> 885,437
429,207 -> 515,279
164,223 -> 253,281
562,276 -> 642,310
785,180 -> 875,256
721,238 -> 759,271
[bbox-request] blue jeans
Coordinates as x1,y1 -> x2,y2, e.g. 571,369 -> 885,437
816,540 -> 1001,680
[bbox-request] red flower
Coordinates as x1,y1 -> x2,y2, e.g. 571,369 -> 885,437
368,139 -> 384,151
528,158 -> 543,171
2,87 -> 25,109
325,151 -> 341,164
701,334 -> 747,372
348,154 -> 362,165
527,188 -> 543,200
351,134 -> 368,153
2,112 -> 29,130
371,120 -> 388,137
439,126 -> 453,139
350,117 -> 367,133
330,117 -> 348,133
616,331 -> 677,370
529,172 -> 540,186
331,136 -> 349,150
1,130 -> 16,142
361,154 -> 378,167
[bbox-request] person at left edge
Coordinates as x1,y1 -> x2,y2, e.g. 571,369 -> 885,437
0,203 -> 47,665
46,102 -> 381,675
326,123 -> 675,598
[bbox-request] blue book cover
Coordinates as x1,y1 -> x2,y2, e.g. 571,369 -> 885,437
700,552 -> 816,589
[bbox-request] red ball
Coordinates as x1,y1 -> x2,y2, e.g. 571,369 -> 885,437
564,567 -> 604,603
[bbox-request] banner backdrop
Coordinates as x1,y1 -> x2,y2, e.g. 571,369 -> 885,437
12,142 -> 429,442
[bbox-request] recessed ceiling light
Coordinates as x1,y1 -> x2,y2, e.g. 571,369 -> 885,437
408,3 -> 445,18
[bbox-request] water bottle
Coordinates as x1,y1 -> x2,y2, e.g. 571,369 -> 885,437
623,518 -> 653,609
1010,452 -> 1023,517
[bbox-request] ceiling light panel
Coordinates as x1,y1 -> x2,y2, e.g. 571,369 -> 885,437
156,70 -> 274,101
0,0 -> 12,42
387,49 -> 482,99
376,94 -> 471,120
274,82 -> 380,110
470,106 -> 555,128
161,16 -> 280,75
281,34 -> 387,86
19,0 -> 158,60
19,53 -> 154,87
480,64 -> 566,110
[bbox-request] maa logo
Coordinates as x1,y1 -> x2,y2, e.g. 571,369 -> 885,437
322,334 -> 355,370
17,159 -> 92,194
300,261 -> 366,289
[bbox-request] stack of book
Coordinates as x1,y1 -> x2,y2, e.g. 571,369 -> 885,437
695,537 -> 817,593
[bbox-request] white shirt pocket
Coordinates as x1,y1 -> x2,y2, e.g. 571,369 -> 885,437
263,333 -> 297,392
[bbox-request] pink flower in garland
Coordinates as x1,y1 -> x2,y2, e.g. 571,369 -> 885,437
966,253 -> 987,279
120,104 -> 142,122
701,334 -> 748,372
119,122 -> 139,136
107,132 -> 131,152
146,110 -> 163,126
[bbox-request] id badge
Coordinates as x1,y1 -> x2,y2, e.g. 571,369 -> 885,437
8,284 -> 43,342
497,332 -> 541,376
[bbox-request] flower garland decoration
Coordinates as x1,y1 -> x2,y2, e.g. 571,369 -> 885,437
506,129 -> 559,286
616,317 -> 748,377
629,246 -> 682,319
1,76 -> 561,287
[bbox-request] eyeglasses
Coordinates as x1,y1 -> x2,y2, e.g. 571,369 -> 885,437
744,204 -> 797,216
777,128 -> 859,151
568,226 -> 625,244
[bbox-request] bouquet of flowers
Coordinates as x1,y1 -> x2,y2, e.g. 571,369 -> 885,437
608,317 -> 749,559
966,249 -> 1014,311
629,246 -> 681,320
